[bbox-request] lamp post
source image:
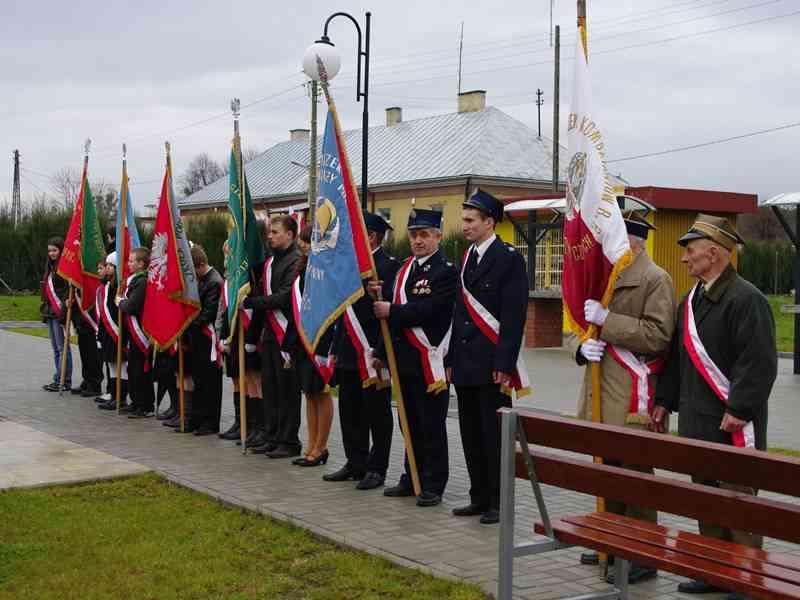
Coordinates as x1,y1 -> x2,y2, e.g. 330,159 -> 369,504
302,11 -> 371,210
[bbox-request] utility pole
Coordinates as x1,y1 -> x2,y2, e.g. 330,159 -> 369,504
536,89 -> 544,138
308,80 -> 319,219
11,149 -> 21,228
457,21 -> 465,95
552,25 -> 560,192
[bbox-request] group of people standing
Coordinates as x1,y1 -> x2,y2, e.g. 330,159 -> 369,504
39,190 -> 528,526
39,193 -> 779,566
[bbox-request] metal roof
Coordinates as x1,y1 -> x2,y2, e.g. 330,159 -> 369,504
761,193 -> 800,207
180,106 -> 569,208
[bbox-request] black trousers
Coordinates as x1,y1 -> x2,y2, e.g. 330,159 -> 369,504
127,345 -> 154,412
189,337 -> 223,431
75,319 -> 102,391
396,374 -> 449,496
455,384 -> 511,510
261,340 -> 301,449
337,368 -> 393,476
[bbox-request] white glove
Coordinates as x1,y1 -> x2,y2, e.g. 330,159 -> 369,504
579,339 -> 607,363
584,299 -> 609,326
114,296 -> 122,307
220,342 -> 230,354
244,343 -> 257,353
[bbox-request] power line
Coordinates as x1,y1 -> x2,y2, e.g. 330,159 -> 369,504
608,120 -> 800,163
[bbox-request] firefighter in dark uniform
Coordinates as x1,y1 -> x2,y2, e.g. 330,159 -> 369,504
372,208 -> 457,507
447,190 -> 529,525
325,212 -> 400,489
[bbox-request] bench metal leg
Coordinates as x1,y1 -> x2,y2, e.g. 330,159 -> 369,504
498,410 -> 517,600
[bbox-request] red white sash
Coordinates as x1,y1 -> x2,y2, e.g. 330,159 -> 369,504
343,305 -> 389,388
606,345 -> 665,425
75,291 -> 98,333
459,251 -> 531,398
394,257 -> 450,394
291,277 -> 335,384
124,274 -> 151,369
201,324 -> 222,367
683,284 -> 755,448
45,273 -> 64,318
222,280 -> 253,330
263,257 -> 289,345
98,283 -> 119,343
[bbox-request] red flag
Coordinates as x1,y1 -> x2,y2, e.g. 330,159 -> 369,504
57,158 -> 105,311
141,155 -> 200,350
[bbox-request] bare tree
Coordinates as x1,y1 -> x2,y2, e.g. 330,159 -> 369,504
180,153 -> 226,197
90,179 -> 118,219
242,146 -> 262,163
52,167 -> 82,209
739,206 -> 787,242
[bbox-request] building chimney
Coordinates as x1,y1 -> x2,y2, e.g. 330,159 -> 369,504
385,107 -> 402,126
458,90 -> 486,113
290,128 -> 310,142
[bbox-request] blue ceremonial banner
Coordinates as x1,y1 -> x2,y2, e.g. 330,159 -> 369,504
295,110 -> 366,353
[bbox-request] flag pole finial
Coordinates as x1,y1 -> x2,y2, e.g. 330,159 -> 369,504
84,138 -> 92,156
231,98 -> 241,119
122,143 -> 127,160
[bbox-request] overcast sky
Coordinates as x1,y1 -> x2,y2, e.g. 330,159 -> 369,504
2,0 -> 799,212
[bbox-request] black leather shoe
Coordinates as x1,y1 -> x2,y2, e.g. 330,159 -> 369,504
416,491 -> 442,507
193,427 -> 217,436
384,483 -> 415,497
249,442 -> 277,455
81,388 -> 101,398
726,593 -> 755,600
606,564 -> 657,585
218,422 -> 240,440
174,424 -> 195,433
452,503 -> 488,517
266,446 -> 301,459
677,580 -> 727,594
119,404 -> 137,414
71,385 -> 84,395
323,465 -> 364,482
157,408 -> 177,421
43,383 -> 60,392
97,399 -> 117,411
355,472 -> 384,490
479,509 -> 500,524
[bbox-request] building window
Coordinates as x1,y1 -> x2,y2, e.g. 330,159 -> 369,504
514,225 -> 564,291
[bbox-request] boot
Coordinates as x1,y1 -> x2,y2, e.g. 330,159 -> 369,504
174,392 -> 194,433
219,393 -> 241,440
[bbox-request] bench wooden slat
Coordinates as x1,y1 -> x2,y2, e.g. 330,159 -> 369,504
535,518 -> 800,600
584,513 -> 800,574
516,449 -> 800,544
563,513 -> 800,585
512,409 -> 800,497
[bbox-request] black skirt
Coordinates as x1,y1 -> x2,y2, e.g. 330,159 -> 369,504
294,348 -> 327,396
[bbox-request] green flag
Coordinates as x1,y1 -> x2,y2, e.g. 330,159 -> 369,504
226,143 -> 265,341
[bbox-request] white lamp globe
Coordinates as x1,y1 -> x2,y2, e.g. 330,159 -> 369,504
302,40 -> 341,81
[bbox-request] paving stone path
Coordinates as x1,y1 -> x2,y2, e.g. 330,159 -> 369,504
1,329 -> 798,600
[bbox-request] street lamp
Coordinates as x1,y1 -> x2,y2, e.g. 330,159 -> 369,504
302,11 -> 371,210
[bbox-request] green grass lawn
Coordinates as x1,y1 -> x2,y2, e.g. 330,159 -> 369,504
768,294 -> 796,353
5,327 -> 76,345
0,474 -> 487,600
0,294 -> 40,322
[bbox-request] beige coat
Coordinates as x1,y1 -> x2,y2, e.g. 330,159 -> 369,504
572,251 -> 676,428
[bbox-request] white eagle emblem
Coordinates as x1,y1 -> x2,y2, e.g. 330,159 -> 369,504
565,151 -> 588,221
148,232 -> 169,291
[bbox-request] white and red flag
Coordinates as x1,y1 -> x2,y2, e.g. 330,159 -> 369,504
142,146 -> 200,350
562,24 -> 632,340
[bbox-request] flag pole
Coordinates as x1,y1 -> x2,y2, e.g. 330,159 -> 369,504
59,286 -> 74,396
232,98 -> 249,454
315,62 -> 422,497
165,140 -> 186,434
116,144 -> 128,413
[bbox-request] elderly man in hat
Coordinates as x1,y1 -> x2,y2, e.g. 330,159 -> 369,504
573,211 -> 676,584
652,214 -> 777,599
325,211 -> 400,490
371,208 -> 457,507
446,189 -> 529,525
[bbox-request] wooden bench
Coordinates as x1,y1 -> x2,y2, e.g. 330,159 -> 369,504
497,408 -> 800,600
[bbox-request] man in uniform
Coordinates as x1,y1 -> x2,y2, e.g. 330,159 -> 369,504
243,215 -> 301,458
325,211 -> 399,489
372,208 -> 457,507
653,214 -> 777,599
187,245 -> 224,436
574,212 -> 676,584
447,190 -> 529,525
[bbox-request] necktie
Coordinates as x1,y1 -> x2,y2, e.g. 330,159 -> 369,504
692,283 -> 705,310
410,260 -> 420,278
466,247 -> 479,273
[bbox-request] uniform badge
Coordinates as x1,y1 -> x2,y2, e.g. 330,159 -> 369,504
423,263 -> 431,272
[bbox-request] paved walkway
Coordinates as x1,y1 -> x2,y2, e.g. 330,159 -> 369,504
1,329 -> 799,600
